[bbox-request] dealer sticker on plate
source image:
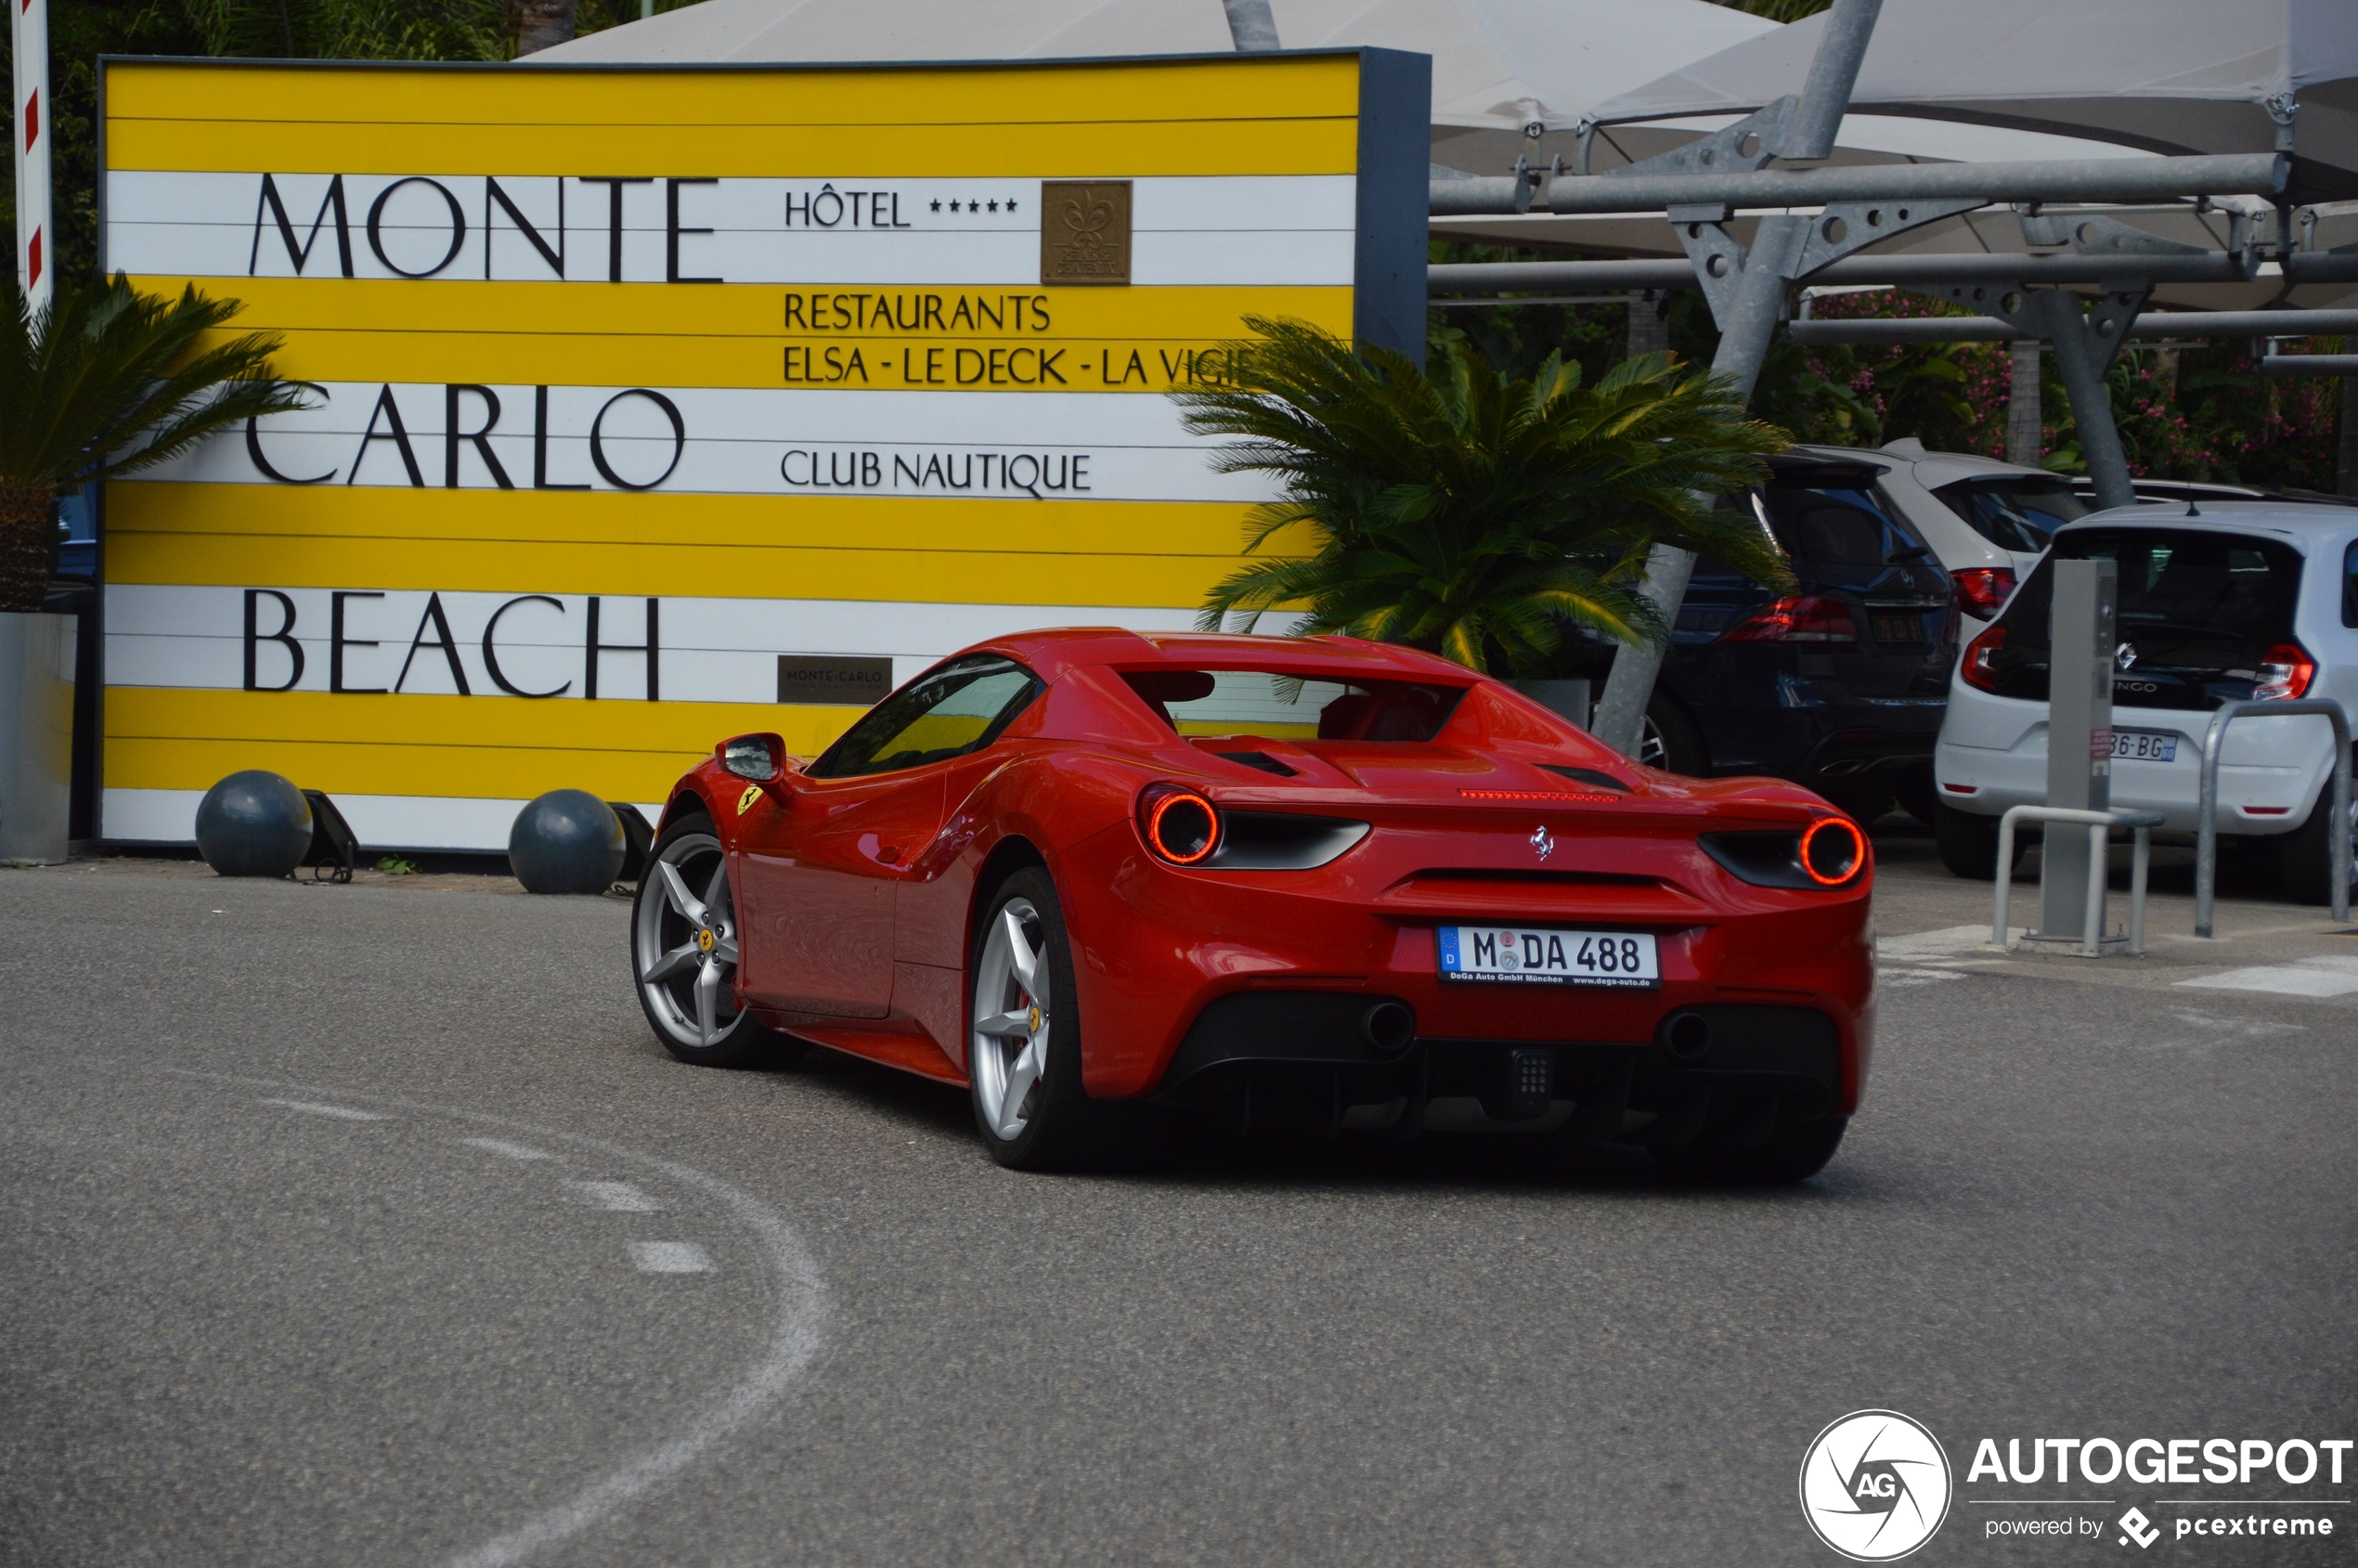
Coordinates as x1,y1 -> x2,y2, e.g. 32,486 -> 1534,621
1436,926 -> 1660,989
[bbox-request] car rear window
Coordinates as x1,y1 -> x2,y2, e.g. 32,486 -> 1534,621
1756,483 -> 1926,567
2345,540 -> 2357,628
1987,527 -> 2304,708
1934,477 -> 2088,553
1123,669 -> 1465,742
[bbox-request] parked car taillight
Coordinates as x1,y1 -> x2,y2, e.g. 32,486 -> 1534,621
1960,624 -> 2006,693
1951,567 -> 2016,619
1717,595 -> 1859,643
2255,641 -> 2316,701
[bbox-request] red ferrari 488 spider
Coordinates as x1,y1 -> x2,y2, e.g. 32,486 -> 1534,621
630,628 -> 1873,1177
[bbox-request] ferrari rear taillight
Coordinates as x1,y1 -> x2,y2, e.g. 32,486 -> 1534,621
2255,641 -> 2316,701
1951,567 -> 2016,619
1960,624 -> 2006,693
1799,817 -> 1868,885
1137,784 -> 1220,864
1717,595 -> 1859,643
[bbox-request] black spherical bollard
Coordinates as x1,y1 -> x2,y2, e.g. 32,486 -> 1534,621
509,790 -> 625,895
195,771 -> 315,878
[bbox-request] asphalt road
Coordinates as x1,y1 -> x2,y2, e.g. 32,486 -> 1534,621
2,861 -> 2352,1567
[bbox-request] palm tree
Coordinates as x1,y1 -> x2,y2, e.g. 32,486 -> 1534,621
1177,317 -> 1792,674
1,274 -> 307,612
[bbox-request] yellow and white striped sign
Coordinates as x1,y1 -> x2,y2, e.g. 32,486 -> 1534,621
98,51 -> 1430,849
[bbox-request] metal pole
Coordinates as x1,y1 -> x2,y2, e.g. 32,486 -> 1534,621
1221,0 -> 1280,51
2040,559 -> 2116,936
1994,812 -> 2018,948
1589,216 -> 1807,754
2196,699 -> 2353,936
1428,253 -> 2358,298
10,0 -> 53,313
1780,0 -> 1883,160
2081,822 -> 2109,957
2028,292 -> 2138,512
2130,823 -> 2150,956
1790,308 -> 2358,345
1428,153 -> 2293,218
2007,341 -> 2043,465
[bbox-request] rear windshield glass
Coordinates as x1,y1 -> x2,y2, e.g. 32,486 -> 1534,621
1123,669 -> 1464,742
1757,484 -> 1925,567
1935,478 -> 2089,553
1989,528 -> 2304,708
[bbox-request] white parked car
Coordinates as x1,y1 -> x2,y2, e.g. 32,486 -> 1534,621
1932,502 -> 2358,903
1797,439 -> 2090,629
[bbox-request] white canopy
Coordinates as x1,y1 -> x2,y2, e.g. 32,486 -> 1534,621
1588,0 -> 2358,201
531,0 -> 1777,170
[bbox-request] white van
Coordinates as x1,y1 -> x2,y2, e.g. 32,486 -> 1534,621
1932,503 -> 2358,903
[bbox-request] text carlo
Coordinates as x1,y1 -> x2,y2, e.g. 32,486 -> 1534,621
244,382 -> 686,491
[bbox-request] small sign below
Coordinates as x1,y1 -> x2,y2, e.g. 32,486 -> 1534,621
777,655 -> 893,706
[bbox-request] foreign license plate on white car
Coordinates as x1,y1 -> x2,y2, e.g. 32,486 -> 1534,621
1436,927 -> 1660,989
2113,729 -> 2179,762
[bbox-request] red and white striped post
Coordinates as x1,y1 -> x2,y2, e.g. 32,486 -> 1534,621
11,0 -> 52,313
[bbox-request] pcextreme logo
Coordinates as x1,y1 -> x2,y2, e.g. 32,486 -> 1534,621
1801,1410 -> 1956,1562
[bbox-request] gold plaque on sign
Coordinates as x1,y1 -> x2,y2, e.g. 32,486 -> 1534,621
1039,180 -> 1133,285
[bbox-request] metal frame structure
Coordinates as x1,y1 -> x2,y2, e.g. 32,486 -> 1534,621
2195,700 -> 2352,937
1991,805 -> 2163,958
1419,0 -> 2352,750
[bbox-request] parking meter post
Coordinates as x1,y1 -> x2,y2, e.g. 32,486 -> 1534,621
2041,559 -> 2118,940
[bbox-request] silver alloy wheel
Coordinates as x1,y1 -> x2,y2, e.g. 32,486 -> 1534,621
971,897 -> 1050,1141
1637,714 -> 1666,770
633,831 -> 744,1049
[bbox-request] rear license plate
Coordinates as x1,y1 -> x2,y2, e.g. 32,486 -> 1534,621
1436,927 -> 1660,989
2113,729 -> 2179,762
1871,614 -> 1924,644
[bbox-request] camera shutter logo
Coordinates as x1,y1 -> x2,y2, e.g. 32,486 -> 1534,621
1799,1410 -> 1953,1562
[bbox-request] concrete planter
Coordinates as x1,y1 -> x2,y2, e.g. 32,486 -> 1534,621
0,612 -> 77,863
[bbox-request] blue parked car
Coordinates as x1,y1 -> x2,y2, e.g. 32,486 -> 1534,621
1644,454 -> 1959,823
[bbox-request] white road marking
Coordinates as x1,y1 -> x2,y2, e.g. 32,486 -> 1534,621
2164,1007 -> 2304,1040
458,1136 -> 555,1161
175,1066 -> 826,1568
629,1241 -> 714,1275
1881,966 -> 1968,990
260,1097 -> 392,1121
2175,955 -> 2358,999
569,1180 -> 661,1212
1879,925 -> 2018,965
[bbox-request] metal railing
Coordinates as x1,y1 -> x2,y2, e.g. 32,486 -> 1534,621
1993,806 -> 2166,958
2196,699 -> 2353,936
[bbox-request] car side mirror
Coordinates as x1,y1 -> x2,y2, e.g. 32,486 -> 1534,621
719,732 -> 790,784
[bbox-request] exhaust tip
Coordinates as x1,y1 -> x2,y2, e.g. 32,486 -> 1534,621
1664,1012 -> 1712,1061
1362,1000 -> 1416,1055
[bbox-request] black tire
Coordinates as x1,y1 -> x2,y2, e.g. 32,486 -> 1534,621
2277,792 -> 2358,906
967,867 -> 1108,1171
629,813 -> 808,1069
1893,764 -> 1938,827
1641,691 -> 1711,776
1934,798 -> 2020,880
1653,1113 -> 1847,1185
